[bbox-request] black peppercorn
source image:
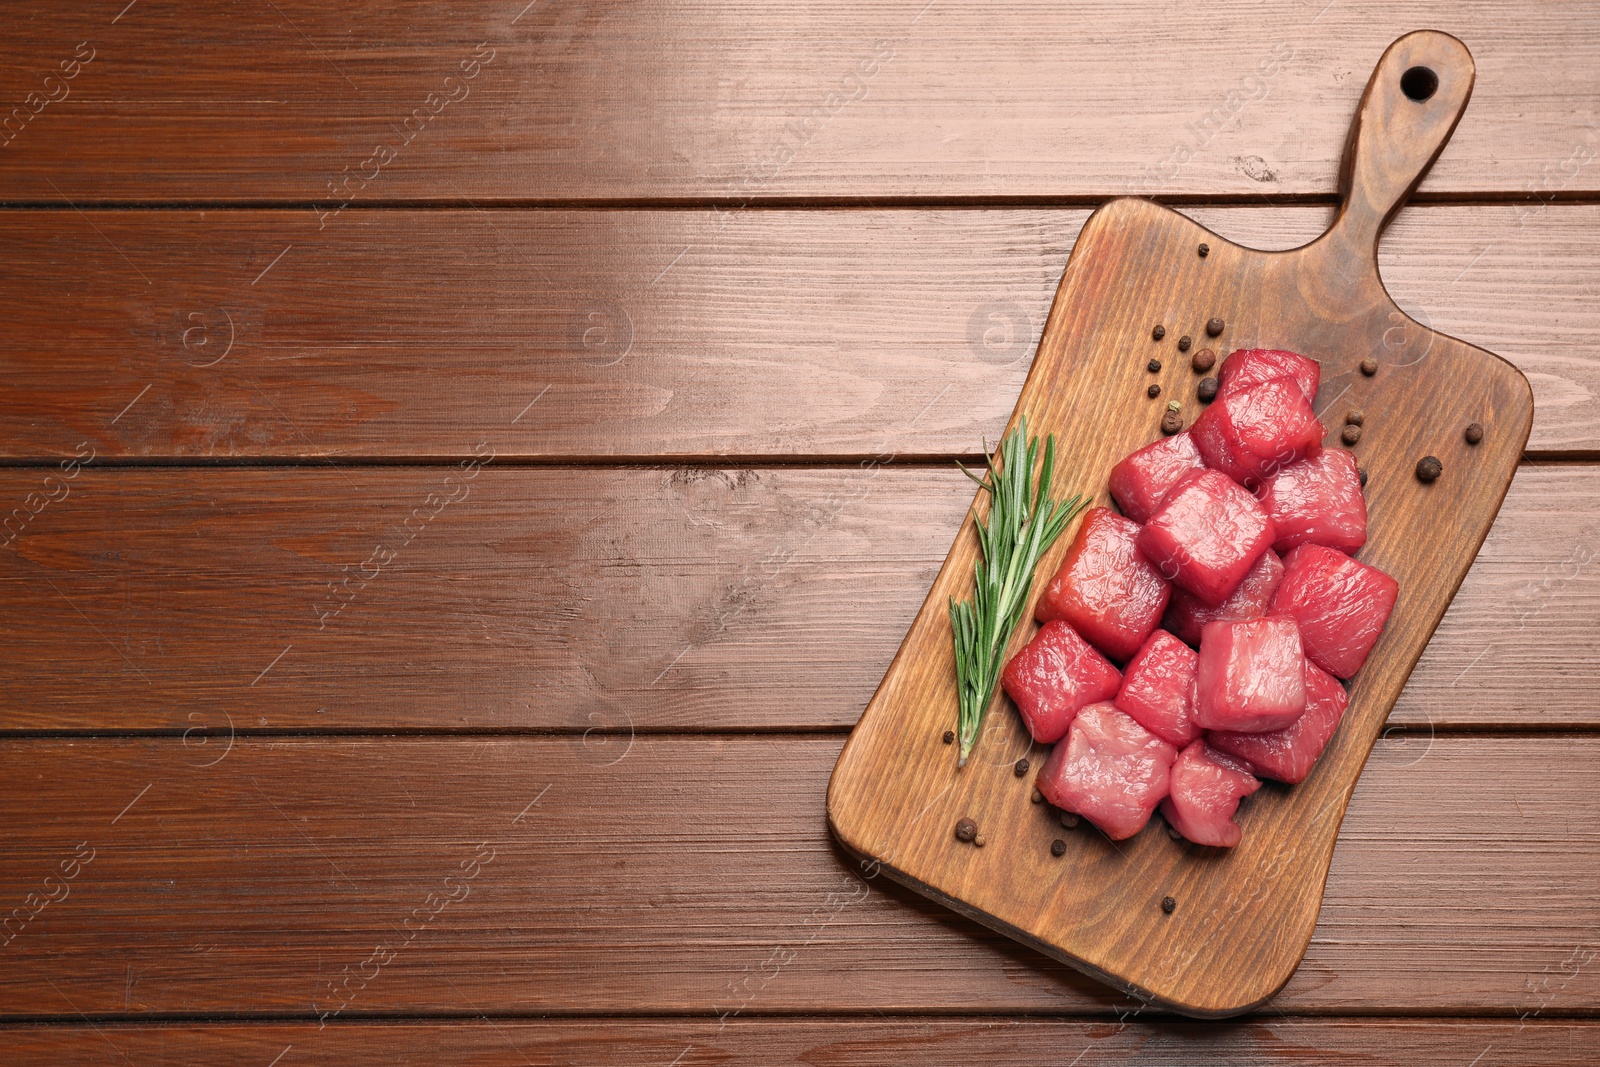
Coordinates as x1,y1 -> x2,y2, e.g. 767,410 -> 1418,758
955,818 -> 977,842
1013,758 -> 1030,777
1060,812 -> 1079,828
1148,384 -> 1162,398
1161,896 -> 1177,914
1050,839 -> 1067,857
1148,358 -> 1162,373
1416,456 -> 1443,482
1465,422 -> 1484,445
942,730 -> 954,744
1197,377 -> 1218,403
1197,243 -> 1209,258
1205,317 -> 1224,337
1358,467 -> 1368,487
1152,324 -> 1166,341
1177,335 -> 1192,352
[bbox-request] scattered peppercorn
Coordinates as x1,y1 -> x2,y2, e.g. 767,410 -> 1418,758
1148,384 -> 1162,398
974,834 -> 987,848
1148,358 -> 1163,373
1192,348 -> 1216,373
1198,243 -> 1210,258
1465,422 -> 1484,445
1345,411 -> 1364,426
1152,324 -> 1166,341
942,730 -> 954,744
1167,400 -> 1181,411
1013,758 -> 1030,777
1161,410 -> 1183,436
955,818 -> 977,842
1416,455 -> 1443,482
1358,467 -> 1368,487
1177,335 -> 1192,352
1197,377 -> 1219,403
1360,357 -> 1379,376
1031,788 -> 1044,804
1206,317 -> 1224,337
1161,896 -> 1177,914
1050,839 -> 1067,857
1060,812 -> 1079,828
1341,424 -> 1362,446
1166,822 -> 1183,840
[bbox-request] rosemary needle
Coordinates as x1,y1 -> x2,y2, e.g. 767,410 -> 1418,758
949,419 -> 1088,766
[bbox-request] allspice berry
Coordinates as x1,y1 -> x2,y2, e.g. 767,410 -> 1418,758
1360,357 -> 1379,376
1197,377 -> 1219,403
1161,410 -> 1183,436
1345,411 -> 1364,426
1465,422 -> 1484,445
1191,348 -> 1216,373
1050,839 -> 1067,857
1416,456 -> 1443,483
1340,424 -> 1362,446
1031,788 -> 1044,804
1205,317 -> 1224,337
954,818 -> 977,842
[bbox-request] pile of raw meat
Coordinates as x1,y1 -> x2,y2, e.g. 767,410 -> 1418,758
1002,348 -> 1398,847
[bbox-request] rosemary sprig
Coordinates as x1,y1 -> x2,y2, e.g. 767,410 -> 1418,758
949,419 -> 1088,766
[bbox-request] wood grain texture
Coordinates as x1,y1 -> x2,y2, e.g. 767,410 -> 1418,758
0,736 -> 1595,1017
3,2 -> 1599,201
832,32 -> 1536,1017
1,1018 -> 1592,1066
0,465 -> 1593,732
3,202 -> 1598,460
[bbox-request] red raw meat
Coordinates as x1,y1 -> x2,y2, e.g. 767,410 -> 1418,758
1272,543 -> 1399,678
1002,620 -> 1122,743
1193,615 -> 1307,732
1109,432 -> 1205,523
1137,470 -> 1275,607
1217,347 -> 1321,404
1036,507 -> 1170,662
1190,377 -> 1326,487
1035,702 -> 1177,841
1208,659 -> 1348,783
1163,550 -> 1284,647
1158,740 -> 1261,848
1113,629 -> 1200,746
1257,447 -> 1367,554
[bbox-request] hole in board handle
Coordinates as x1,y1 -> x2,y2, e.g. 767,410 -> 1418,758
1400,65 -> 1439,102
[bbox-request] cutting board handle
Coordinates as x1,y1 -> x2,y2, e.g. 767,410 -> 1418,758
1322,31 -> 1475,258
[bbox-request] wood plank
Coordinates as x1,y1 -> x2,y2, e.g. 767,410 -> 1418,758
0,736 -> 1594,1016
3,2 -> 1598,201
0,465 -> 1591,731
1,204 -> 1595,459
1,1018 -> 1593,1066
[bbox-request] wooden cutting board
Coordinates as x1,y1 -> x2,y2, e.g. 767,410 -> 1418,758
827,30 -> 1532,1018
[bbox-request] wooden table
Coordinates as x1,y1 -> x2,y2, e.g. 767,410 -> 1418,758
1,3 -> 1595,1062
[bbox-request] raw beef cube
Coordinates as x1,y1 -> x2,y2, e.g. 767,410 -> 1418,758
1002,620 -> 1122,743
1208,659 -> 1348,783
1109,432 -> 1206,523
1217,347 -> 1321,404
1164,550 -> 1284,647
1137,470 -> 1275,607
1193,616 -> 1307,732
1257,447 -> 1367,554
1114,630 -> 1200,746
1035,702 -> 1177,841
1190,377 -> 1326,488
1271,544 -> 1399,678
1036,507 -> 1170,662
1158,741 -> 1262,848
